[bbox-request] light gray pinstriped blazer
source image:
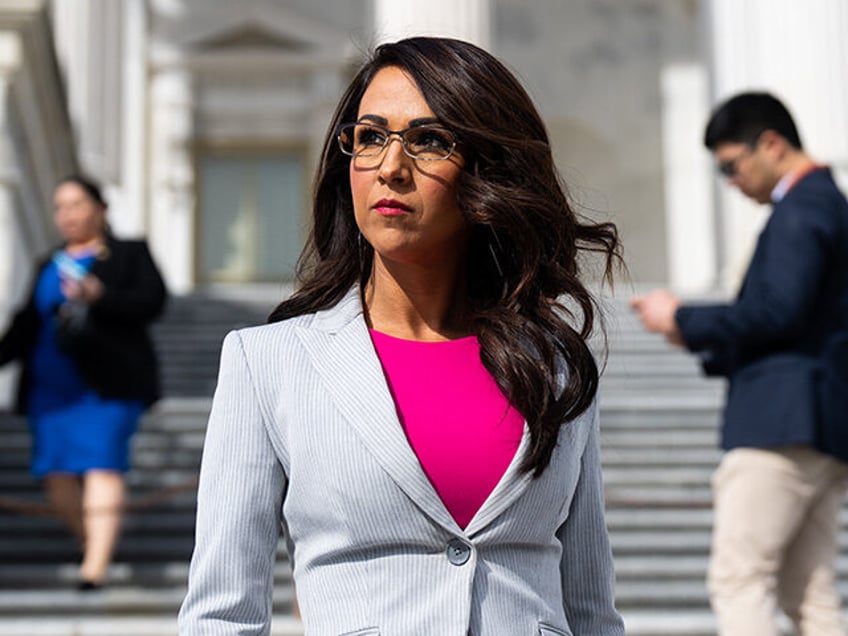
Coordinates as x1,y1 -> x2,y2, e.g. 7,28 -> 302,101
177,287 -> 624,636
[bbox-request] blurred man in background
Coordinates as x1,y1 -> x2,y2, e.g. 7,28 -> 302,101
631,92 -> 848,635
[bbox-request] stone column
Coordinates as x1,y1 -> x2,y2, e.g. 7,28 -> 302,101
50,0 -> 123,182
661,63 -> 716,293
0,32 -> 21,317
149,69 -> 195,294
106,0 -> 147,237
708,0 -> 848,289
373,0 -> 490,47
51,0 -> 149,236
0,32 -> 33,404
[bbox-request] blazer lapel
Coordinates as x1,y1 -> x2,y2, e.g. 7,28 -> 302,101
294,288 -> 460,534
463,425 -> 534,537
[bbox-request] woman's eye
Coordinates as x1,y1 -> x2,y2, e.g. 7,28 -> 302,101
356,126 -> 387,148
407,128 -> 452,151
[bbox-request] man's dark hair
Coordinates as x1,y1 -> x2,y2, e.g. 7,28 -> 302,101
704,92 -> 803,150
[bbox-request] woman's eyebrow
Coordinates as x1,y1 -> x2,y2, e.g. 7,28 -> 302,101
356,114 -> 441,127
409,117 -> 441,127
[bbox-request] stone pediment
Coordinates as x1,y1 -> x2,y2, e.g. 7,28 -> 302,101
189,22 -> 312,53
150,5 -> 358,74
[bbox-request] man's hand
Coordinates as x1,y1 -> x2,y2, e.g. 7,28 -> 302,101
630,289 -> 685,347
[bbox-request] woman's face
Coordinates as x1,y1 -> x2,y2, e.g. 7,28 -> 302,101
53,182 -> 106,245
349,65 -> 469,272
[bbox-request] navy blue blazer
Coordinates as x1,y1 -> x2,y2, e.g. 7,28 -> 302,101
675,168 -> 848,457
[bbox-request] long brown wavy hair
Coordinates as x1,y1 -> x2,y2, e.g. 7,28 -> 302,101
270,37 -> 622,476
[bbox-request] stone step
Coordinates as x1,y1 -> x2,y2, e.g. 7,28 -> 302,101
0,511 -> 197,534
621,608 -> 817,636
599,391 -> 724,410
0,470 -> 201,491
617,578 -> 848,608
0,449 -> 203,470
601,448 -> 722,465
0,561 -> 292,590
606,508 -> 714,528
610,530 -> 848,557
600,429 -> 718,446
0,537 -> 198,562
621,610 -> 716,636
605,488 -> 713,507
614,554 -> 848,580
597,408 -> 721,427
600,377 -> 716,389
0,616 -> 302,636
0,586 -> 294,616
602,467 -> 717,485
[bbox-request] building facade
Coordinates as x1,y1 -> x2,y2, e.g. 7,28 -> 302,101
2,0 -> 847,304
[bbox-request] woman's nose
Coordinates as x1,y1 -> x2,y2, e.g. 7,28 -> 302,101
377,137 -> 412,183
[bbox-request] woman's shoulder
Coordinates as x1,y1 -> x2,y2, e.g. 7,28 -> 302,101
103,236 -> 151,254
233,312 -> 316,344
218,312 -> 329,385
225,309 -> 328,357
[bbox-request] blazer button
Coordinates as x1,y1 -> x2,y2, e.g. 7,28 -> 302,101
446,539 -> 471,566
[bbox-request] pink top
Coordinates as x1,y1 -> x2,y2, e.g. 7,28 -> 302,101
370,330 -> 524,528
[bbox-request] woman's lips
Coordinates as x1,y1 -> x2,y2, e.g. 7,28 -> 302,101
373,199 -> 412,216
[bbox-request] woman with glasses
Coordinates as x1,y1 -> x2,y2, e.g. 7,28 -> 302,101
179,37 -> 624,636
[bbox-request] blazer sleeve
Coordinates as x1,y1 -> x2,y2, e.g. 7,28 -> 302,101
675,198 -> 835,354
0,300 -> 38,367
0,262 -> 45,366
178,331 -> 286,636
89,241 -> 167,324
558,400 -> 624,635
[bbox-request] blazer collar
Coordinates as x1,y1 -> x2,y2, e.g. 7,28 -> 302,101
296,285 -> 533,536
308,285 -> 365,333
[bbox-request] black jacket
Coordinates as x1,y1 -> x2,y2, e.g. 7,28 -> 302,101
0,236 -> 167,412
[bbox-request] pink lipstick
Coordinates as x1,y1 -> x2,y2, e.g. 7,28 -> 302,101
373,199 -> 412,217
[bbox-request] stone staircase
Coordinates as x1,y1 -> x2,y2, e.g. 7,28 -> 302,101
0,292 -> 844,635
601,307 -> 848,635
599,309 -> 725,635
0,291 -> 302,635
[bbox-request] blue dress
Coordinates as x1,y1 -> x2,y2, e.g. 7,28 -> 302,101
27,252 -> 144,477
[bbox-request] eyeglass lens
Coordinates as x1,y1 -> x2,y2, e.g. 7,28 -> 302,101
717,135 -> 762,178
718,159 -> 738,178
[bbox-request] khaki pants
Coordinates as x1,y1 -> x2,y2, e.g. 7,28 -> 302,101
708,446 -> 848,636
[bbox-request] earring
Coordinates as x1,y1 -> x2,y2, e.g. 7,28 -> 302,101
357,231 -> 370,277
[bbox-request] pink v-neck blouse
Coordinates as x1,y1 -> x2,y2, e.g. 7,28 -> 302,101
369,329 -> 524,528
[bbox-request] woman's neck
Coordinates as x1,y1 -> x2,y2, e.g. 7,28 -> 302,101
363,260 -> 470,341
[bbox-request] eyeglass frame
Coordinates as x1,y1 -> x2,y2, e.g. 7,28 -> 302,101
335,121 -> 459,162
716,131 -> 764,178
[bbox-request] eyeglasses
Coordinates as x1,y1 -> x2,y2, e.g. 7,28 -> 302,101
716,134 -> 763,178
336,122 -> 458,163
717,150 -> 752,178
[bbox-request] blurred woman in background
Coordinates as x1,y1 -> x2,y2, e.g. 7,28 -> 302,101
0,175 -> 166,589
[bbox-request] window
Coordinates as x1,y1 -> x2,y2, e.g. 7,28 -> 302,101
198,153 -> 305,283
